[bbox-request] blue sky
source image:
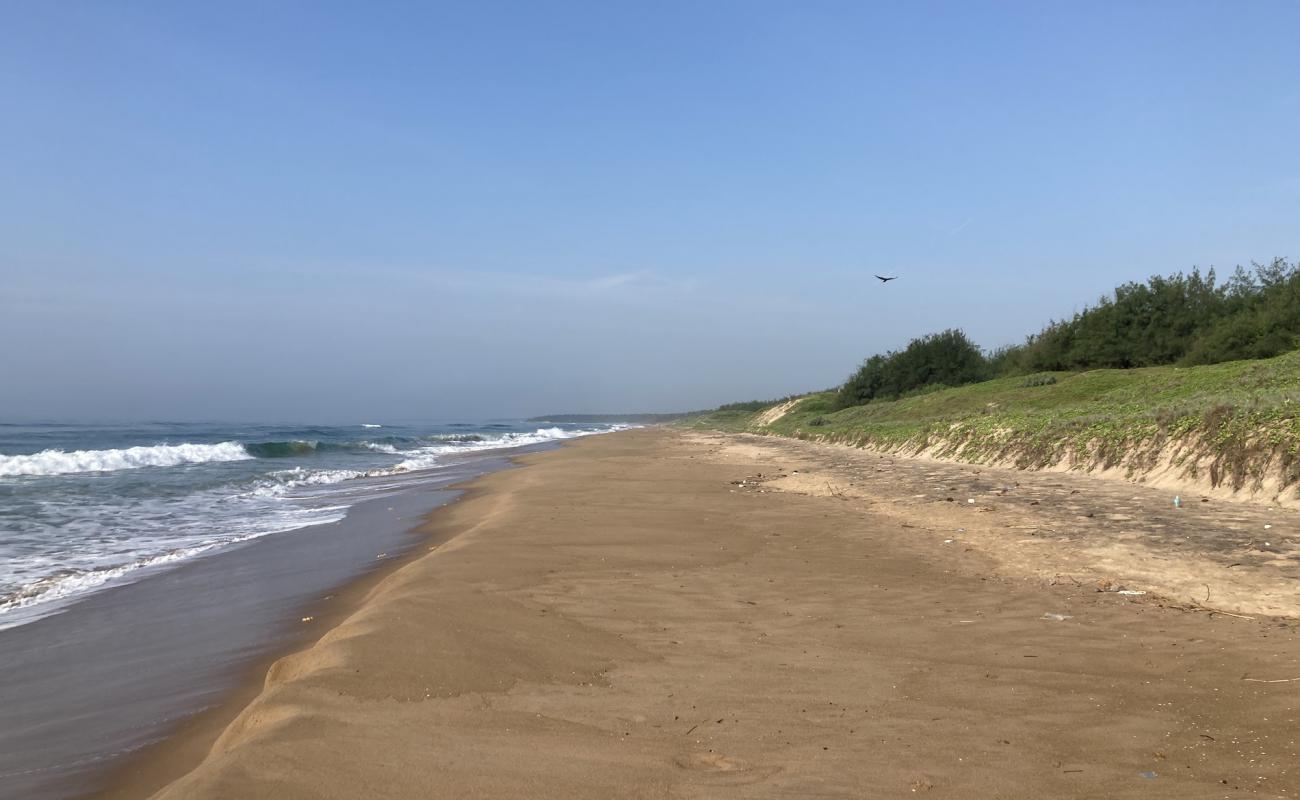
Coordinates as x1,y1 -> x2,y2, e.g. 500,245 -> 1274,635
2,1 -> 1297,420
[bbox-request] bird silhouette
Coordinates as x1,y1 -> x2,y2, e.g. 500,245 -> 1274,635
875,275 -> 898,283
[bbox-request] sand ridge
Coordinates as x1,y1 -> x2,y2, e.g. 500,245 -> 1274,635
121,428 -> 1298,798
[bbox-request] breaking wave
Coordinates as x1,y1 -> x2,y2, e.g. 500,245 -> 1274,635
244,439 -> 420,458
392,426 -> 620,472
0,442 -> 252,478
243,440 -> 324,458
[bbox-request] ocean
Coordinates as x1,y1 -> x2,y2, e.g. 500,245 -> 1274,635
0,420 -> 625,633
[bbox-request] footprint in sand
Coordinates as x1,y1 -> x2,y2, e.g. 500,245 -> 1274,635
674,752 -> 782,784
676,752 -> 747,771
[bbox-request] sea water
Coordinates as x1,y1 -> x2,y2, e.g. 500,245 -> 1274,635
0,420 -> 625,632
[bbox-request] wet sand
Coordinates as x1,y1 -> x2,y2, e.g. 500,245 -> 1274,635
103,428 -> 1299,798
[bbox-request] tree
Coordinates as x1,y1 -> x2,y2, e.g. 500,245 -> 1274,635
835,330 -> 988,408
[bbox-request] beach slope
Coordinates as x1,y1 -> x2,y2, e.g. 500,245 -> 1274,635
125,428 -> 1297,798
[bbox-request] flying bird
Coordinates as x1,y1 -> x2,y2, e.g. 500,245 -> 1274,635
875,274 -> 898,283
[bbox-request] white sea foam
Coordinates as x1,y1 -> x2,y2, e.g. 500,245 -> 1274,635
0,504 -> 346,631
361,423 -> 383,428
1,545 -> 225,619
0,442 -> 252,477
265,467 -> 366,488
391,425 -> 628,472
364,442 -> 400,454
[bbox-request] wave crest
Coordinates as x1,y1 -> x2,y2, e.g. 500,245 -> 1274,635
245,439 -> 414,457
0,442 -> 252,477
244,440 -> 320,458
392,426 -> 622,473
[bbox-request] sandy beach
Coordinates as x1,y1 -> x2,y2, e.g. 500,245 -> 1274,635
101,428 -> 1299,799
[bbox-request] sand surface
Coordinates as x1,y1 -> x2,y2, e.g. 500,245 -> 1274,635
109,428 -> 1298,798
699,431 -> 1300,618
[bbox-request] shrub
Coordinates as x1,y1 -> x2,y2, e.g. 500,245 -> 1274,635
1012,259 -> 1299,373
835,329 -> 989,408
716,397 -> 791,413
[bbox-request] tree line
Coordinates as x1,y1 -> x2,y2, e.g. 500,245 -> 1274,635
833,258 -> 1298,409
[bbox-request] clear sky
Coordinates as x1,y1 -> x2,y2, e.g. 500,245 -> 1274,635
2,1 -> 1297,421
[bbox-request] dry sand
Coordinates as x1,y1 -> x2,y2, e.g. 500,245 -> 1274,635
699,431 -> 1300,619
103,428 -> 1299,799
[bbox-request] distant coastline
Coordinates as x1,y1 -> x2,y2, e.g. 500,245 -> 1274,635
528,412 -> 700,424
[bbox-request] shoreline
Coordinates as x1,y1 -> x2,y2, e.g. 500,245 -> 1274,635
107,427 -> 1298,798
88,433 -> 606,799
0,442 -> 567,800
89,483 -> 490,800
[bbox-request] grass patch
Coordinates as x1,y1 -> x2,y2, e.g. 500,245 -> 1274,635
684,350 -> 1300,493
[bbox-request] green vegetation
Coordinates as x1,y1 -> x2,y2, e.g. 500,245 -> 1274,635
831,259 -> 1300,410
688,258 -> 1300,494
716,396 -> 802,413
689,352 -> 1300,492
1001,258 -> 1300,373
691,407 -> 771,433
529,412 -> 701,423
821,260 -> 1300,413
835,329 -> 987,408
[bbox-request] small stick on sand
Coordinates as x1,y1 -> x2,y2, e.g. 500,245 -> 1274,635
1243,677 -> 1300,683
1210,610 -> 1255,621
